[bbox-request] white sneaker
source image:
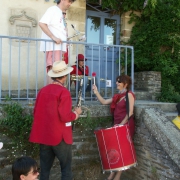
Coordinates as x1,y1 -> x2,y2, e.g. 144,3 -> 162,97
0,142 -> 3,149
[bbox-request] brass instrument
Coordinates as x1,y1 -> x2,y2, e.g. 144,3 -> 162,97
72,78 -> 83,131
67,24 -> 86,41
77,78 -> 83,107
70,75 -> 106,81
67,33 -> 80,40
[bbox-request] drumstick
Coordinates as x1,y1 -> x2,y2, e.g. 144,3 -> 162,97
92,72 -> 96,85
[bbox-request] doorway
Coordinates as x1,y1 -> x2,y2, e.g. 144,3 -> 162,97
85,10 -> 120,88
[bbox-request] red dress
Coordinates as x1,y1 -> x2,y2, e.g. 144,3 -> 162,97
112,91 -> 135,137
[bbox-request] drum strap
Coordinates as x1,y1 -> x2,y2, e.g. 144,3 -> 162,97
126,91 -> 130,120
126,91 -> 134,121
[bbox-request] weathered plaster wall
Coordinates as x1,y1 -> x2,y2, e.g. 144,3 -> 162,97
0,0 -> 86,90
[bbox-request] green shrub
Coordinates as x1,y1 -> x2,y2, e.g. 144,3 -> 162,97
0,99 -> 39,158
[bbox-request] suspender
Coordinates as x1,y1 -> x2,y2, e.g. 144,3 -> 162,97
126,91 -> 130,120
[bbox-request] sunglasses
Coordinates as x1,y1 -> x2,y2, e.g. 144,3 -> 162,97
117,80 -> 122,83
63,12 -> 66,15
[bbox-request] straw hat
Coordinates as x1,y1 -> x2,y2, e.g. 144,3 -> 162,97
48,61 -> 73,77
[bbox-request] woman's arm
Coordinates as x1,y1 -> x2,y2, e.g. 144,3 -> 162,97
119,92 -> 135,125
92,84 -> 112,105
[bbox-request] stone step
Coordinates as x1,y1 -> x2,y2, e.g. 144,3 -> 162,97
135,100 -> 177,112
165,112 -> 177,121
134,90 -> 156,100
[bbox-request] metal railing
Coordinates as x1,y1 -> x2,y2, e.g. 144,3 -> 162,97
0,35 -> 134,103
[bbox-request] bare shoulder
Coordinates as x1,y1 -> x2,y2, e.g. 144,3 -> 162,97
128,91 -> 135,99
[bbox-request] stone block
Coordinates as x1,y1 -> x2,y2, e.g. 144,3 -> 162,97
68,8 -> 86,22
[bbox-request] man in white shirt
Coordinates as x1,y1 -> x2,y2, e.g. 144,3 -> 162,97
39,0 -> 75,72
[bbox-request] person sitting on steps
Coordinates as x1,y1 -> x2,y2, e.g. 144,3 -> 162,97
70,54 -> 89,100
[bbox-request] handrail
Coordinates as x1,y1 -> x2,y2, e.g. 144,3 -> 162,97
0,35 -> 134,102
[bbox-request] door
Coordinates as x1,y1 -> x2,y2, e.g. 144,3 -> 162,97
86,10 -> 120,88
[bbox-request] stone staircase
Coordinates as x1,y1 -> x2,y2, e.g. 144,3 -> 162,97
135,100 -> 178,122
0,88 -> 179,180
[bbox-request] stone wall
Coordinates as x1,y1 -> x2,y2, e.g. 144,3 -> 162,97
120,11 -> 140,43
134,71 -> 161,100
0,102 -> 180,180
122,106 -> 180,180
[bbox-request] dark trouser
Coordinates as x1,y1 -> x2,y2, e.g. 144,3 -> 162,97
40,140 -> 73,180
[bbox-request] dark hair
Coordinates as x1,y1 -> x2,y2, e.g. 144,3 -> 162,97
116,75 -> 132,91
57,0 -> 76,4
12,156 -> 38,180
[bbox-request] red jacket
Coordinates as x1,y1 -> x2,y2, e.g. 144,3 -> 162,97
70,65 -> 89,76
29,84 -> 76,146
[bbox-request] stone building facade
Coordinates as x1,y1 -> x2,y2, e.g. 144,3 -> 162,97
0,0 -> 86,90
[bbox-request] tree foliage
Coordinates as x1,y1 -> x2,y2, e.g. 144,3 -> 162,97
88,0 -> 180,102
127,0 -> 180,102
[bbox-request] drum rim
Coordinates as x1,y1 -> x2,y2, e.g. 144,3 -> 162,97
102,162 -> 137,171
99,125 -> 127,131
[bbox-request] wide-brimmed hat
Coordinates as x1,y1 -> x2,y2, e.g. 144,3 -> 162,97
75,54 -> 87,63
48,61 -> 73,77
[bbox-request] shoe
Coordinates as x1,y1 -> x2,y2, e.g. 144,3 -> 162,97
81,97 -> 84,101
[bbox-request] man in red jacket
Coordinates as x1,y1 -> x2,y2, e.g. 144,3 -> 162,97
29,61 -> 82,180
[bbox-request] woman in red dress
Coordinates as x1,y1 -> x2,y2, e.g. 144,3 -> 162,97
92,75 -> 135,180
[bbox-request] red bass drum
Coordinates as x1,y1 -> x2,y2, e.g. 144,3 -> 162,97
94,125 -> 137,172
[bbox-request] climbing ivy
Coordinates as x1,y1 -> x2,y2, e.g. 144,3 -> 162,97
88,0 -> 180,102
127,0 -> 180,102
89,0 -> 157,14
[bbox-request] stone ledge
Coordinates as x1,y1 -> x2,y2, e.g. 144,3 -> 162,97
139,107 -> 180,168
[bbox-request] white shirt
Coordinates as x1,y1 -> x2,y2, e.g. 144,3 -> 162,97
39,6 -> 67,52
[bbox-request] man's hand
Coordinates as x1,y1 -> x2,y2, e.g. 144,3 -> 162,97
51,36 -> 62,44
74,107 -> 82,115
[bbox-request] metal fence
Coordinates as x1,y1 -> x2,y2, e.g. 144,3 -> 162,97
0,35 -> 134,103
